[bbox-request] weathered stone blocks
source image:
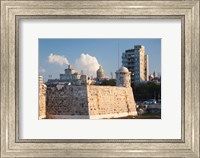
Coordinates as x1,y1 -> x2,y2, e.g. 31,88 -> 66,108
39,83 -> 47,119
45,85 -> 137,119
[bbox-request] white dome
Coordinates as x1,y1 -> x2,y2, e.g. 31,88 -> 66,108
118,66 -> 129,73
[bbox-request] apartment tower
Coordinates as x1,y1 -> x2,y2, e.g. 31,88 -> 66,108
122,45 -> 149,83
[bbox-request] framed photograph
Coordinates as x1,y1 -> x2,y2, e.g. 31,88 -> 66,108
1,0 -> 199,157
39,38 -> 161,120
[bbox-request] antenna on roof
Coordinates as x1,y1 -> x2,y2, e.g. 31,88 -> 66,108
110,72 -> 113,79
118,40 -> 119,69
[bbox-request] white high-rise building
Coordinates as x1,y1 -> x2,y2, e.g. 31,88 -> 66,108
122,45 -> 149,83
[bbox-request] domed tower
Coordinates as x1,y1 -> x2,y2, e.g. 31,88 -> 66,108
115,66 -> 131,87
97,65 -> 104,81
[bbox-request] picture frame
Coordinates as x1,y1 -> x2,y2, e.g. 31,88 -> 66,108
0,0 -> 199,157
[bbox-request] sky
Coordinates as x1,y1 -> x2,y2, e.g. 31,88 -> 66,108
39,39 -> 161,82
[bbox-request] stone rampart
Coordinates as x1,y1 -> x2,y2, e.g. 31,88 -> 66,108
39,83 -> 47,119
87,86 -> 137,118
46,85 -> 137,119
46,86 -> 88,119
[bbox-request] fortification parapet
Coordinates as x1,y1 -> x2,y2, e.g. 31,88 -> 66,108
45,85 -> 137,119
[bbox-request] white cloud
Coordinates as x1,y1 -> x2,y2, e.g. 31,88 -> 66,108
75,53 -> 100,77
39,66 -> 46,73
48,53 -> 69,66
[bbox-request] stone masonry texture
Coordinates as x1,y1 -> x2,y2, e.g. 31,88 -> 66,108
46,86 -> 88,117
87,86 -> 136,116
45,85 -> 137,119
39,83 -> 47,119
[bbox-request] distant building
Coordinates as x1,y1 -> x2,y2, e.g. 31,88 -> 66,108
122,45 -> 149,83
60,65 -> 79,81
96,65 -> 104,81
39,76 -> 43,84
153,71 -> 158,78
149,71 -> 161,83
47,65 -> 88,86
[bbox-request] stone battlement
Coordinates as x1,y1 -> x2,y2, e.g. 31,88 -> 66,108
44,85 -> 137,119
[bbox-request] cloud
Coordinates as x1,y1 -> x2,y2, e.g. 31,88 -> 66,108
75,53 -> 100,77
39,66 -> 46,73
48,53 -> 69,66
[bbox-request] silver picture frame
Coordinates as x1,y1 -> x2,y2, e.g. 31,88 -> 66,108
1,0 -> 199,157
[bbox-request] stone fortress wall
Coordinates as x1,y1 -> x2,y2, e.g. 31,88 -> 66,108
46,85 -> 137,119
39,83 -> 47,119
87,86 -> 137,119
46,86 -> 89,119
40,65 -> 138,119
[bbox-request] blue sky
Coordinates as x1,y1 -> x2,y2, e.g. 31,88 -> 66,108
39,39 -> 161,82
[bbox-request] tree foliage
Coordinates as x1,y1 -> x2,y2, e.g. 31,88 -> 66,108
132,82 -> 161,101
101,79 -> 116,86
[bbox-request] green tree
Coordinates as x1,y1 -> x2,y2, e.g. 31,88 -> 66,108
132,82 -> 161,101
101,79 -> 116,86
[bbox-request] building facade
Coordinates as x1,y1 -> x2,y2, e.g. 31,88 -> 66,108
60,65 -> 80,81
47,65 -> 88,86
122,45 -> 149,83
